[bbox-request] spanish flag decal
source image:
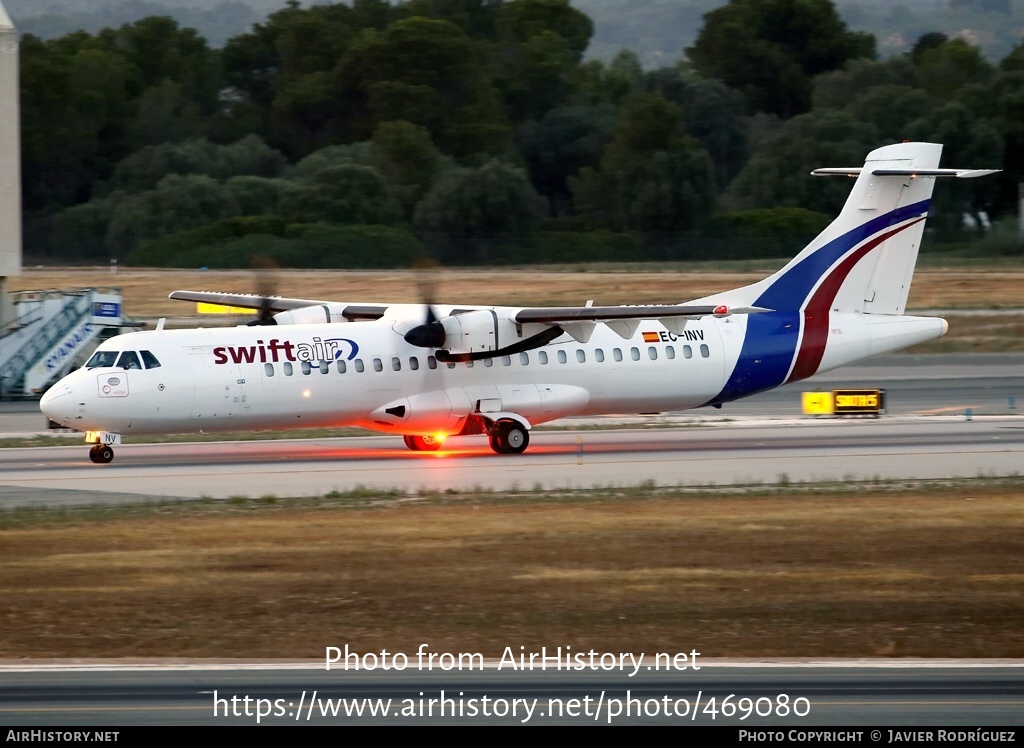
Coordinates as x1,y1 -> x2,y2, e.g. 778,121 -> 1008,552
642,331 -> 660,343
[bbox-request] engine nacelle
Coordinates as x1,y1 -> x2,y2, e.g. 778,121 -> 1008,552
406,309 -> 523,355
272,304 -> 350,325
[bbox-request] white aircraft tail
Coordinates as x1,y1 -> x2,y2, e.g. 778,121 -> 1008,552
697,142 -> 998,401
697,142 -> 982,315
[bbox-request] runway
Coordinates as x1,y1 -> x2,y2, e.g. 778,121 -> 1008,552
1,662 -> 1021,725
1,417 -> 1023,506
1,353 -> 1022,506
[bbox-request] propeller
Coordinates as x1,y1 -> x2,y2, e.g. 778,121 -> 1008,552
248,254 -> 280,327
404,261 -> 446,348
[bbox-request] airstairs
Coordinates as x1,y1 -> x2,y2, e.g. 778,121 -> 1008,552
0,288 -> 131,399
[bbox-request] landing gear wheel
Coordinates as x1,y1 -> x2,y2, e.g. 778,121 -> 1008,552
489,420 -> 529,455
403,434 -> 443,451
488,434 -> 505,454
89,444 -> 114,464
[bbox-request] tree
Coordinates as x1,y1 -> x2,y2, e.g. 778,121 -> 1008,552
914,39 -> 994,99
725,110 -> 879,214
570,94 -> 718,252
516,103 -> 617,215
414,161 -> 547,262
278,165 -> 402,226
106,174 -> 241,254
687,0 -> 875,118
370,121 -> 448,217
338,17 -> 510,155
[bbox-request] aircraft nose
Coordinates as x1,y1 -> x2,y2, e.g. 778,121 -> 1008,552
40,381 -> 76,425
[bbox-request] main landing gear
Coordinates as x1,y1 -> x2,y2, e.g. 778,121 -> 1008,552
403,434 -> 444,451
89,444 -> 114,464
487,419 -> 529,455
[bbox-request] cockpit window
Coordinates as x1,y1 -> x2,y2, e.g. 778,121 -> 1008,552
140,350 -> 161,369
86,351 -> 118,368
116,351 -> 142,370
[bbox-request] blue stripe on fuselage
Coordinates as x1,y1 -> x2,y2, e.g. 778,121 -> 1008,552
708,199 -> 929,405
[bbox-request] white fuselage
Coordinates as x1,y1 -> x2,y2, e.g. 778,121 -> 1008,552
40,307 -> 944,438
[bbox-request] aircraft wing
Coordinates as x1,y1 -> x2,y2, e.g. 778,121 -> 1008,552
168,290 -> 388,320
510,303 -> 772,343
514,304 -> 770,323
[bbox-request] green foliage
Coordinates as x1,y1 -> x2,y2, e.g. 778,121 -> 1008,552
516,103 -> 617,216
106,174 -> 241,255
128,219 -> 426,269
704,207 -> 832,260
278,164 -> 402,226
414,160 -> 547,262
101,136 -> 287,195
571,94 -> 718,248
283,143 -> 373,179
526,230 -> 643,263
370,121 -> 449,217
687,0 -> 875,118
724,110 -> 879,214
915,39 -> 995,99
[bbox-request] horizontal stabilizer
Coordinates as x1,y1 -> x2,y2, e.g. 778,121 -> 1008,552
813,167 -> 1000,178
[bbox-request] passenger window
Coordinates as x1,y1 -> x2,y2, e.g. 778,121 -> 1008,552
648,346 -> 657,360
613,348 -> 623,362
683,345 -> 692,359
409,357 -> 419,371
520,352 -> 530,366
557,350 -> 567,364
539,351 -> 548,365
484,358 -> 493,367
595,349 -> 604,363
501,355 -> 511,366
337,360 -> 347,374
354,359 -> 365,373
700,344 -> 710,358
373,358 -> 383,372
447,362 -> 456,369
140,350 -> 161,369
466,360 -> 474,368
284,362 -> 294,376
630,347 -> 640,361
301,361 -> 312,375
264,363 -> 274,377
391,357 -> 401,372
86,351 -> 118,368
576,349 -> 585,363
116,351 -> 141,370
428,356 -> 437,370
319,360 -> 330,374
666,346 -> 675,360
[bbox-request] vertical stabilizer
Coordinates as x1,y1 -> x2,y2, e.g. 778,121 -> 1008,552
694,142 -> 943,315
699,142 -> 998,404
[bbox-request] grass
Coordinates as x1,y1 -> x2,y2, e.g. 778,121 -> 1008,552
9,263 -> 1024,319
1,479 -> 1022,660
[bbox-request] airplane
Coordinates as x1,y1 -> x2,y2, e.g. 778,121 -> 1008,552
40,142 -> 997,464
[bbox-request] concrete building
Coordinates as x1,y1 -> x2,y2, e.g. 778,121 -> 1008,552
0,1 -> 21,330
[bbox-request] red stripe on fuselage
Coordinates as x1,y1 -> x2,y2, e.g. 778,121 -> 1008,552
787,217 -> 926,384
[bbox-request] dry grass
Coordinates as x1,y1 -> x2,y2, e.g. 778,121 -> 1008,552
9,265 -> 1024,319
906,314 -> 1024,353
2,485 -> 1022,660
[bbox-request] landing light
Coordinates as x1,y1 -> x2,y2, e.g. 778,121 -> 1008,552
434,433 -> 448,445
302,389 -> 312,399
